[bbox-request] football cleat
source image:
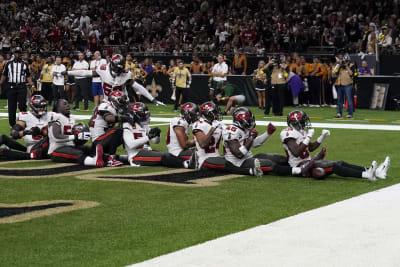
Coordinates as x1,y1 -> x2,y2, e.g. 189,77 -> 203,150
375,156 -> 390,179
363,161 -> 377,182
95,144 -> 104,168
107,155 -> 123,167
252,158 -> 263,177
301,157 -> 316,177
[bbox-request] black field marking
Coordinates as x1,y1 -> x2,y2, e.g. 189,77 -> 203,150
0,165 -> 95,176
0,203 -> 73,218
98,170 -> 228,184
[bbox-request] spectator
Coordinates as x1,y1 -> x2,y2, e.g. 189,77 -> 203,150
40,56 -> 54,104
233,48 -> 247,75
358,60 -> 372,75
172,60 -> 191,112
307,57 -> 324,107
209,54 -> 228,100
90,51 -> 106,107
190,55 -> 206,74
333,56 -> 355,118
72,52 -> 90,111
253,60 -> 267,110
51,56 -> 66,104
270,60 -> 288,116
142,58 -> 153,75
63,57 -> 75,103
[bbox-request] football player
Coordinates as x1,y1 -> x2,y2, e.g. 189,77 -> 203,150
49,115 -> 105,167
120,102 -> 189,168
64,54 -> 164,105
223,107 -> 311,177
192,102 -> 226,170
0,95 -> 52,160
89,91 -> 132,166
280,110 -> 390,181
161,102 -> 198,168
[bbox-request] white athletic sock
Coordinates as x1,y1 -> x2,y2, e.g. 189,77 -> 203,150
84,156 -> 96,166
249,169 -> 253,175
292,167 -> 301,175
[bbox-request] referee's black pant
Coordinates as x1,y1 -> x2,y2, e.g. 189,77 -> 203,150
74,78 -> 90,110
7,84 -> 27,126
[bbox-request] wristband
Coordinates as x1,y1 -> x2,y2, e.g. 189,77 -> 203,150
302,136 -> 310,146
239,145 -> 248,155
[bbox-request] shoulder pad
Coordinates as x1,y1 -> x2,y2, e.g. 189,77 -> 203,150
223,125 -> 242,141
280,128 -> 299,142
172,117 -> 188,128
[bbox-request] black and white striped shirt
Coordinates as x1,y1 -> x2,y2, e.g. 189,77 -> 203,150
2,60 -> 30,84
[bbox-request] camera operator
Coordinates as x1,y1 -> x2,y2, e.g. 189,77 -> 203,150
332,55 -> 356,118
268,56 -> 288,116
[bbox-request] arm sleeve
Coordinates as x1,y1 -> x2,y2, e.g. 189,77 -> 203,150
252,131 -> 270,148
67,70 -> 93,77
132,81 -> 154,101
123,128 -> 149,149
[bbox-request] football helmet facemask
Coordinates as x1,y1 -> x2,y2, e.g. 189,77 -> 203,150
29,95 -> 47,117
129,102 -> 150,123
199,101 -> 221,123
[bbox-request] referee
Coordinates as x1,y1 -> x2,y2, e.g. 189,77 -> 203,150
0,47 -> 35,126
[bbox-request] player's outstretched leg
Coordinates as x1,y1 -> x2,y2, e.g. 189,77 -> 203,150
200,157 -> 226,172
314,160 -> 378,181
376,156 -> 390,179
0,134 -> 27,152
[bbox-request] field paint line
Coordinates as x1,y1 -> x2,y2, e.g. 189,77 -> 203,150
149,123 -> 170,126
130,183 -> 400,267
1,113 -> 398,131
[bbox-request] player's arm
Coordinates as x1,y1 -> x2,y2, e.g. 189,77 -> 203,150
310,129 -> 330,152
193,128 -> 216,149
226,138 -> 253,159
65,69 -> 98,77
99,110 -> 118,123
10,121 -> 26,139
174,126 -> 195,149
252,123 -> 276,148
123,127 -> 149,149
49,121 -> 75,143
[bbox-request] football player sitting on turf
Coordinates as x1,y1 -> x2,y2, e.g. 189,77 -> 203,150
89,91 -> 132,166
49,101 -> 104,167
0,95 -> 52,160
280,110 -> 390,181
192,101 -> 226,170
120,102 -> 190,168
161,102 -> 199,168
222,107 -> 312,177
64,54 -> 164,105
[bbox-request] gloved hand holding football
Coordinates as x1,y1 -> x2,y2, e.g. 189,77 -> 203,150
148,127 -> 161,139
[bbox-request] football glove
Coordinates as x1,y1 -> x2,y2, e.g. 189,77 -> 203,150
148,127 -> 161,139
317,129 -> 330,144
249,128 -> 258,138
267,123 -> 276,135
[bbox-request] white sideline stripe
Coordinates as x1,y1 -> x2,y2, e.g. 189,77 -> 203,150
2,112 -> 399,131
130,183 -> 400,267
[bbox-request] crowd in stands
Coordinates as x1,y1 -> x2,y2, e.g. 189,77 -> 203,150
0,0 -> 399,57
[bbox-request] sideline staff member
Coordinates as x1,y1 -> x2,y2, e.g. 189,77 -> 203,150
0,47 -> 35,126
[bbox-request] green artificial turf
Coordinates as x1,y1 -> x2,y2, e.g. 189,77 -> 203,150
0,99 -> 398,267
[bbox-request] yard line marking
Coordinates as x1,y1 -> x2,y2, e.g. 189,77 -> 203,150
365,118 -> 386,121
129,184 -> 400,267
149,123 -> 170,126
1,113 -> 399,131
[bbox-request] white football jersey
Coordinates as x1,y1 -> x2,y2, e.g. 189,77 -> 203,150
167,117 -> 189,157
95,64 -> 131,99
222,124 -> 253,167
192,119 -> 223,167
17,111 -> 54,151
280,127 -> 310,167
123,121 -> 151,161
48,113 -> 75,154
89,101 -> 118,141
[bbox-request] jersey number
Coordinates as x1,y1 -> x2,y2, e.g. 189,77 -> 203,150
64,125 -> 72,135
103,83 -> 122,96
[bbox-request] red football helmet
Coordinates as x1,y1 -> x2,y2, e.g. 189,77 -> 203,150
199,101 -> 221,122
29,95 -> 47,117
110,54 -> 125,75
109,91 -> 129,112
129,102 -> 150,122
287,110 -> 311,131
232,107 -> 256,130
180,102 -> 199,124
